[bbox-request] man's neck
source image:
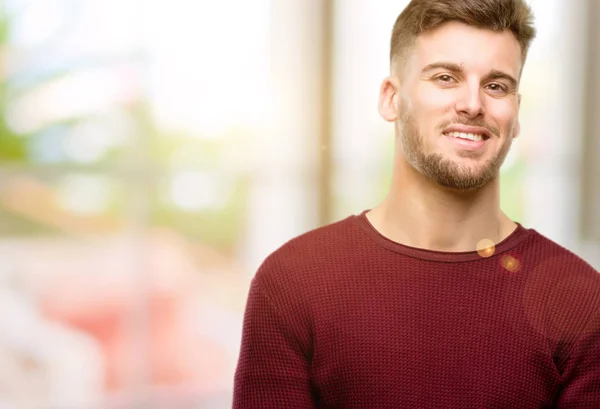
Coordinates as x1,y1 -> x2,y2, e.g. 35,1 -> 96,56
367,164 -> 517,253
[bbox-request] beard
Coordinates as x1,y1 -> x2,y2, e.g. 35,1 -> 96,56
399,114 -> 514,191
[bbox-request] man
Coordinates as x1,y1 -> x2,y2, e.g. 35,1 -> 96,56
234,0 -> 600,407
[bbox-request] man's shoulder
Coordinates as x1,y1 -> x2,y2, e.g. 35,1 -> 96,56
254,214 -> 363,287
523,229 -> 600,321
525,228 -> 599,278
278,215 -> 357,254
523,229 -> 600,356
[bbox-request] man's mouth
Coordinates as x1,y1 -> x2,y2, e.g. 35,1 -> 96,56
443,131 -> 489,142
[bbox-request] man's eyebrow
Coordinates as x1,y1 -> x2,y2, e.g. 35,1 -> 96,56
421,62 -> 464,74
421,62 -> 518,88
485,70 -> 518,88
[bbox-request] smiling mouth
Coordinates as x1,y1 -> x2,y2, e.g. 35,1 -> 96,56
443,131 -> 490,142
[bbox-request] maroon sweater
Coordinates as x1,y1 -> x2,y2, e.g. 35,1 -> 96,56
234,211 -> 600,408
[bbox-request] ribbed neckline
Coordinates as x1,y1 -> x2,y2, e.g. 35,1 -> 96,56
352,209 -> 533,263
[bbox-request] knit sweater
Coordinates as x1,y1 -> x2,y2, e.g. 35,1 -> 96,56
233,211 -> 600,408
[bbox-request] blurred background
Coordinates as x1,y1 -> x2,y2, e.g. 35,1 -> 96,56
0,0 -> 598,408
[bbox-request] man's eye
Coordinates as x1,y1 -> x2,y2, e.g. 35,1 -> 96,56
487,83 -> 508,93
435,75 -> 454,83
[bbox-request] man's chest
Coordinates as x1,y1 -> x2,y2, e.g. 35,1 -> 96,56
309,294 -> 559,408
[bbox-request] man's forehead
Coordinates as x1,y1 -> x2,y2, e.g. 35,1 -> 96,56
410,25 -> 523,77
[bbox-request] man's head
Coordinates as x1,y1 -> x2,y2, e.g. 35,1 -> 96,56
390,0 -> 536,73
379,0 -> 536,191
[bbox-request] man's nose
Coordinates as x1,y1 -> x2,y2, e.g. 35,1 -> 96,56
454,86 -> 486,119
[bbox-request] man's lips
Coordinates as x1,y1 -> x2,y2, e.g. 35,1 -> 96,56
441,125 -> 492,140
443,132 -> 488,151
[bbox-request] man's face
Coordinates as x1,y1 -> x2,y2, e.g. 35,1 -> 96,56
382,21 -> 523,190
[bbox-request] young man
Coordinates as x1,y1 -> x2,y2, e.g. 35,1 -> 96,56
234,0 -> 600,407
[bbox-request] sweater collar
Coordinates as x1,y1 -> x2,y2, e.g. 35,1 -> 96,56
353,209 -> 532,263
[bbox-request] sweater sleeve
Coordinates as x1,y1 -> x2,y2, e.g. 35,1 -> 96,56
233,276 -> 316,409
556,308 -> 600,408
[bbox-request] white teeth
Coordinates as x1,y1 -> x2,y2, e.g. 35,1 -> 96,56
446,132 -> 484,142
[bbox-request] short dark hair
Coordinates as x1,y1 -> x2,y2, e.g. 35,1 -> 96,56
390,0 -> 536,68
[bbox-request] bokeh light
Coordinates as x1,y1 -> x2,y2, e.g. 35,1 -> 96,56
476,239 -> 496,258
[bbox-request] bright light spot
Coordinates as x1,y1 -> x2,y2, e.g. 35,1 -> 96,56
63,116 -> 132,163
501,255 -> 521,273
476,239 -> 496,258
145,0 -> 271,136
63,124 -> 112,163
6,66 -> 139,134
170,171 -> 230,211
66,0 -> 143,55
9,0 -> 67,47
56,175 -> 113,216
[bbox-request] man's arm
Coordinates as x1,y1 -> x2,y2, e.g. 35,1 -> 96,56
556,308 -> 600,408
233,276 -> 316,408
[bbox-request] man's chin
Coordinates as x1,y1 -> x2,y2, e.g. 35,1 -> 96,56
424,162 -> 498,191
409,151 -> 500,190
432,170 -> 497,191
436,179 -> 491,191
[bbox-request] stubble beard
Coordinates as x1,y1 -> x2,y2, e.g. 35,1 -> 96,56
399,114 -> 514,191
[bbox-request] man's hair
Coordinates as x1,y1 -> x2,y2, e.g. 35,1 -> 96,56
390,0 -> 536,68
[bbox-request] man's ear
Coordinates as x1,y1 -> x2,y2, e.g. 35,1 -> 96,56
378,76 -> 400,122
513,93 -> 522,139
